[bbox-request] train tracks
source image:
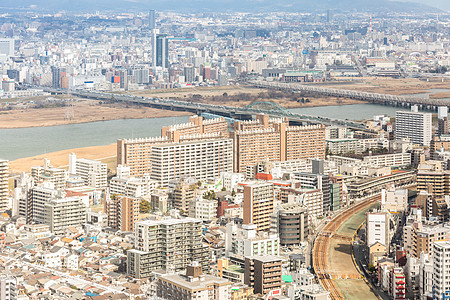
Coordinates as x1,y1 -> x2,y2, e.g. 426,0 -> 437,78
313,196 -> 380,300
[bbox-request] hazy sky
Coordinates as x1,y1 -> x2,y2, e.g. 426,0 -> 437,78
399,0 -> 450,10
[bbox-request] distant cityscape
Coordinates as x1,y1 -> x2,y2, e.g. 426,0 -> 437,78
0,5 -> 449,300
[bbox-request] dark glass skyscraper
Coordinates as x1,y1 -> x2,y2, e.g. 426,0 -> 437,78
149,10 -> 156,30
156,34 -> 169,69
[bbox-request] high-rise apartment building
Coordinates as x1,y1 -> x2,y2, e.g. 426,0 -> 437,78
127,217 -> 210,278
105,195 -> 140,232
293,172 -> 331,214
244,255 -> 282,295
30,182 -> 62,224
231,115 -> 325,173
432,241 -> 450,299
150,138 -> 233,187
395,106 -> 432,146
31,159 -> 66,190
117,116 -> 227,177
0,275 -> 17,300
69,154 -> 107,188
0,160 -> 8,211
243,182 -> 274,231
44,196 -> 87,235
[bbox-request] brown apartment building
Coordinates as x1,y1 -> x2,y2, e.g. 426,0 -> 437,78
105,195 -> 139,232
244,255 -> 282,296
243,182 -> 274,231
231,115 -> 325,173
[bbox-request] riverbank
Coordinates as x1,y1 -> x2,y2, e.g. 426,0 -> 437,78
10,143 -> 117,174
0,100 -> 191,129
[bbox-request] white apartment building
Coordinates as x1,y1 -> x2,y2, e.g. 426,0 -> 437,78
432,241 -> 450,299
110,175 -> 158,198
293,189 -> 324,222
366,212 -> 389,249
395,106 -> 432,146
363,153 -> 411,168
221,172 -> 245,192
383,186 -> 408,213
31,159 -> 67,190
70,154 -> 107,188
30,182 -> 62,224
0,159 -> 8,211
44,196 -> 87,235
189,198 -> 217,221
150,138 -> 233,187
0,275 -> 17,300
225,223 -> 280,257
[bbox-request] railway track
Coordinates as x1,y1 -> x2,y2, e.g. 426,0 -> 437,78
313,195 -> 380,300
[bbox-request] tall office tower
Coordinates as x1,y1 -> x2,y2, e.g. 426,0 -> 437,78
119,69 -> 129,90
0,275 -> 17,300
44,196 -> 86,235
31,159 -> 67,190
0,160 -> 8,211
326,9 -> 334,22
127,218 -> 210,278
150,138 -> 233,187
105,195 -> 139,232
51,66 -> 64,89
0,38 -> 14,56
243,182 -> 274,231
271,203 -> 308,247
184,64 -> 196,82
156,34 -> 169,69
395,106 -> 432,146
171,181 -> 196,213
148,10 -> 156,29
432,241 -> 450,299
69,154 -> 107,188
244,256 -> 282,295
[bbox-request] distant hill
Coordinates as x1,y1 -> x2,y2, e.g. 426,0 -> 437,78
1,0 -> 441,13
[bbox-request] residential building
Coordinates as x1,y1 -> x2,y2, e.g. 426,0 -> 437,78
0,160 -> 8,211
271,203 -> 308,246
432,241 -> 450,300
225,223 -> 280,257
150,190 -> 169,213
127,217 -> 210,278
105,195 -> 140,232
31,159 -> 66,190
189,198 -> 217,221
69,154 -> 107,188
243,182 -> 274,231
366,212 -> 390,252
244,255 -> 282,296
0,275 -> 17,300
389,267 -> 406,300
110,175 -> 158,198
395,106 -> 432,146
44,196 -> 87,235
156,262 -> 231,300
171,181 -> 196,214
150,138 -> 233,187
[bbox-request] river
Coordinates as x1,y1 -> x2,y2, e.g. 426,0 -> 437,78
0,103 -> 437,161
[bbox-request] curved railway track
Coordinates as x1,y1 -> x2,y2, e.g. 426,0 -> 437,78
313,195 -> 380,300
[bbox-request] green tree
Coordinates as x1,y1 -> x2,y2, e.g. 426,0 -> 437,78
139,199 -> 151,213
